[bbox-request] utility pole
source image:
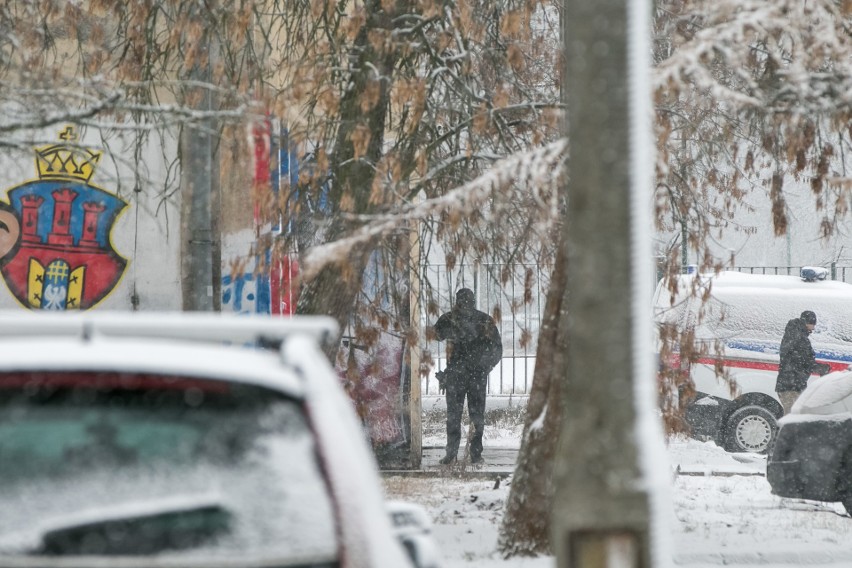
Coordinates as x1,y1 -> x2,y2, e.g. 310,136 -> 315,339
181,6 -> 219,312
553,0 -> 668,566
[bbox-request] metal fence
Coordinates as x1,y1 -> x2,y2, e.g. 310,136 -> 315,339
420,262 -> 852,396
731,263 -> 852,284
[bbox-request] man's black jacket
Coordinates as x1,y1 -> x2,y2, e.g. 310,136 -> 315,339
776,317 -> 821,393
434,306 -> 502,374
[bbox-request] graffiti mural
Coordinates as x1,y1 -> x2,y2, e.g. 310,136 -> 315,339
222,120 -> 300,316
0,126 -> 128,310
221,254 -> 300,315
222,268 -> 268,314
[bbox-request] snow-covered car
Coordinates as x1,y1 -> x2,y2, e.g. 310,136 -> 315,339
387,500 -> 442,568
0,311 -> 436,568
767,368 -> 852,514
654,270 -> 852,453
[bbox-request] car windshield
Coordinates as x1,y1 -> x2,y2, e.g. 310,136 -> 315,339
0,371 -> 338,564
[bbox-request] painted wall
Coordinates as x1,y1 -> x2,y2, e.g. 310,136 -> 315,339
0,125 -> 182,311
220,121 -> 300,316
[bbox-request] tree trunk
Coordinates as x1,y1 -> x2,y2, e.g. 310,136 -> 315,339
497,239 -> 568,557
296,0 -> 398,355
296,245 -> 371,358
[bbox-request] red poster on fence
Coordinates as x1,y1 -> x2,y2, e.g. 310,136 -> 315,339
336,332 -> 407,447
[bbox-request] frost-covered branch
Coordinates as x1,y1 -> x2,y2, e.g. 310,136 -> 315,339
299,138 -> 567,280
655,0 -> 852,113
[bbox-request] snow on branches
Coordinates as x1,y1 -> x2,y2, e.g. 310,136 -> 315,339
299,137 -> 567,281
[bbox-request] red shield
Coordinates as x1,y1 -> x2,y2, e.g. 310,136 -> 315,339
0,180 -> 127,310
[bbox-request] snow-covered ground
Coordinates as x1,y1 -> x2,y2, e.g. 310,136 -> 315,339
385,415 -> 852,567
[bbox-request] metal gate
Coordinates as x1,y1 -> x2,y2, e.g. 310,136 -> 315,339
420,262 -> 852,396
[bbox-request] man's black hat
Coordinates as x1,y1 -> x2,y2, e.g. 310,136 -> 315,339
456,288 -> 475,309
801,310 -> 817,325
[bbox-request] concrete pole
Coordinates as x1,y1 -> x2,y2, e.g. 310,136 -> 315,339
182,116 -> 215,311
553,0 -> 663,566
181,8 -> 217,312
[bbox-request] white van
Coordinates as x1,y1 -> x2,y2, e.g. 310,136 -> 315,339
653,269 -> 852,453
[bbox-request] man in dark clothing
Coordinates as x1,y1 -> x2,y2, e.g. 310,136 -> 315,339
434,288 -> 502,465
775,310 -> 830,414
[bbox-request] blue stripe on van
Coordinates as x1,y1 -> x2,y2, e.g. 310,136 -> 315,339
726,339 -> 852,363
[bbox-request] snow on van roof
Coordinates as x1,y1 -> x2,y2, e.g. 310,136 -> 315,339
655,271 -> 852,347
705,271 -> 852,292
657,270 -> 852,307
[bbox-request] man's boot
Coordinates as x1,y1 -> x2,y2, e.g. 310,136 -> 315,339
439,454 -> 456,465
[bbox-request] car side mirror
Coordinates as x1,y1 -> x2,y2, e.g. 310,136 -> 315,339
386,500 -> 442,568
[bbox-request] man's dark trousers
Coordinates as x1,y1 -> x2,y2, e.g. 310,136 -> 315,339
445,367 -> 488,461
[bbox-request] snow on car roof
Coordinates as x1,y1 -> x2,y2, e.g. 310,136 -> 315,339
779,412 -> 852,424
0,311 -> 339,398
708,271 -> 852,293
789,370 -> 852,415
0,310 -> 336,344
0,311 -> 336,396
0,335 -> 307,397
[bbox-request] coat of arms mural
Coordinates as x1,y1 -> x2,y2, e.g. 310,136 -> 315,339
0,127 -> 128,310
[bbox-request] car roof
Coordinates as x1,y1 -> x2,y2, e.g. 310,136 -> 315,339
0,311 -> 338,398
791,369 -> 852,415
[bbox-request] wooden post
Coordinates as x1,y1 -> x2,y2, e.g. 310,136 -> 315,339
409,196 -> 423,468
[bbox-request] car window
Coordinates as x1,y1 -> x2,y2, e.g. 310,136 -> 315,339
0,372 -> 339,564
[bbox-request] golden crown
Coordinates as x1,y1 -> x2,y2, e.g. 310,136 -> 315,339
35,126 -> 101,183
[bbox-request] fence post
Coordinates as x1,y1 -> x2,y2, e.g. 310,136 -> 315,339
832,262 -> 837,280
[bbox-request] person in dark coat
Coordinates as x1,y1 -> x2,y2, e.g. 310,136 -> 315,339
775,310 -> 829,414
434,288 -> 502,465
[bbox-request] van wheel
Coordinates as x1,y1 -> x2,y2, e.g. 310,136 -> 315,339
723,405 -> 778,454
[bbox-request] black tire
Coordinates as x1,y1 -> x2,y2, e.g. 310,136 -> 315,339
723,405 -> 778,454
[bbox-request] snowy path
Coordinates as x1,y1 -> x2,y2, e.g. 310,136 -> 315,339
386,436 -> 852,567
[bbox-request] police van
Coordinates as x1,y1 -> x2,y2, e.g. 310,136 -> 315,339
653,268 -> 852,453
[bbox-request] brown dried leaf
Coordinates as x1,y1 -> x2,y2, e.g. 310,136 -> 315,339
770,173 -> 787,236
501,10 -> 522,36
507,43 -> 525,73
360,77 -> 382,113
351,124 -> 372,161
473,104 -> 490,133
